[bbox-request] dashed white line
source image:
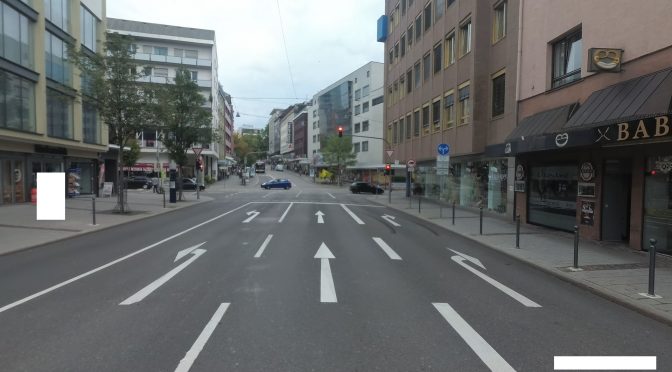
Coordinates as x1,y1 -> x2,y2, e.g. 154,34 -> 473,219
326,192 -> 335,199
296,191 -> 302,198
278,202 -> 294,223
340,204 -> 365,224
262,192 -> 272,198
174,302 -> 231,372
254,234 -> 274,258
372,237 -> 402,260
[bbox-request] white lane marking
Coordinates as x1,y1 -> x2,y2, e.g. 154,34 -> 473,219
372,237 -> 402,260
174,302 -> 231,372
0,203 -> 252,314
433,303 -> 516,372
120,248 -> 207,305
278,202 -> 294,223
381,214 -> 401,227
315,243 -> 337,303
254,234 -> 273,258
448,248 -> 485,270
315,210 -> 325,224
340,204 -> 365,225
242,210 -> 260,223
174,242 -> 207,262
554,356 -> 656,370
262,192 -> 272,198
451,256 -> 541,308
326,192 -> 335,199
296,191 -> 302,198
250,201 -> 384,207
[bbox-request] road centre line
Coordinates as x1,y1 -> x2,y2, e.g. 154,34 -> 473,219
372,237 -> 402,260
174,302 -> 231,372
0,203 -> 252,314
278,202 -> 294,223
340,204 -> 365,224
254,234 -> 273,258
433,303 -> 516,372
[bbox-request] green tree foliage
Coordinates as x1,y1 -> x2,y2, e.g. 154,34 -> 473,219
122,139 -> 141,167
320,134 -> 357,186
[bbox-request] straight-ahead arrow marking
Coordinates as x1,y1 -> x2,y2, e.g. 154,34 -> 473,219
450,254 -> 541,308
175,302 -> 230,372
433,303 -> 516,372
242,210 -> 260,223
120,247 -> 207,305
254,234 -> 273,258
381,214 -> 401,227
340,204 -> 365,225
315,243 -> 336,303
315,210 -> 325,224
372,237 -> 402,260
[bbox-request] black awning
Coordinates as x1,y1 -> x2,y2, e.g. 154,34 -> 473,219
506,103 -> 579,142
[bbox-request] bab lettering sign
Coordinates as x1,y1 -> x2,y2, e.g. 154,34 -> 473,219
594,114 -> 671,144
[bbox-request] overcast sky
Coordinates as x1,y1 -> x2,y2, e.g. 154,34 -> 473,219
107,0 -> 384,129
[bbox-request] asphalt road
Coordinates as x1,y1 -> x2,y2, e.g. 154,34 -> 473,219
1,172 -> 671,371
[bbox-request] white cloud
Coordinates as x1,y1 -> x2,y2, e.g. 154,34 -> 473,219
107,0 -> 384,128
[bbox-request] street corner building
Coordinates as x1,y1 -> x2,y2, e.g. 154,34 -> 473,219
0,0 -> 108,203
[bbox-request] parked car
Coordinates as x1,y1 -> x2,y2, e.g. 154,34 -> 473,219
350,181 -> 384,194
275,164 -> 284,171
261,179 -> 292,190
182,178 -> 205,191
125,175 -> 151,189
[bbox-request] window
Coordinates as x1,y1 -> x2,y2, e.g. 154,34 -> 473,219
400,33 -> 406,57
447,0 -> 455,6
154,46 -> 167,56
393,121 -> 398,144
414,61 -> 421,88
142,45 -> 152,54
312,134 -> 316,143
393,81 -> 399,103
402,0 -> 407,15
394,42 -> 399,60
423,2 -> 432,32
354,142 -> 360,153
459,18 -> 472,57
552,29 -> 582,88
142,66 -> 152,76
362,141 -> 368,152
445,31 -> 455,66
433,42 -> 442,74
432,98 -> 441,131
355,105 -> 361,115
444,92 -> 455,128
422,104 -> 430,133
400,75 -> 405,99
389,48 -> 394,65
372,95 -> 384,106
46,88 -> 73,139
413,109 -> 420,136
405,113 -> 412,138
362,85 -> 370,97
190,71 -> 198,81
82,101 -> 98,143
363,102 -> 369,113
387,85 -> 393,107
423,52 -> 431,82
362,120 -> 369,132
406,69 -> 413,94
45,32 -> 71,86
313,110 -> 317,117
435,0 -> 445,21
493,1 -> 507,43
354,122 -> 361,133
458,82 -> 471,125
184,49 -> 198,59
80,5 -> 97,52
415,14 -> 422,42
44,0 -> 70,32
367,70 -> 370,77
0,70 -> 35,132
399,117 -> 404,143
387,123 -> 393,144
153,68 -> 168,78
492,71 -> 506,117
1,3 -> 33,68
355,89 -> 361,101
408,24 -> 414,47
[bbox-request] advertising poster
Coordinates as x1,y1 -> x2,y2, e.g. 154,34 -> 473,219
581,200 -> 595,226
67,168 -> 81,197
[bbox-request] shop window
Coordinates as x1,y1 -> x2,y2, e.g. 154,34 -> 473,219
528,165 -> 578,231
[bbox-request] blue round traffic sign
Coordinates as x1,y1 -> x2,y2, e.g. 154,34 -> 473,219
437,143 -> 450,156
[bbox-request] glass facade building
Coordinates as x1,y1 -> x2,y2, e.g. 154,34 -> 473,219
317,81 -> 352,147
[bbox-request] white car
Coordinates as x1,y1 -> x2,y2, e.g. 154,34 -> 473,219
275,164 -> 284,171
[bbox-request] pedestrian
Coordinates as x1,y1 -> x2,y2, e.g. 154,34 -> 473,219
152,174 -> 159,193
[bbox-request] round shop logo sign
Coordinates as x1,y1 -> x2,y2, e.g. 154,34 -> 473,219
555,132 -> 569,147
515,164 -> 525,180
580,162 -> 595,182
13,168 -> 22,183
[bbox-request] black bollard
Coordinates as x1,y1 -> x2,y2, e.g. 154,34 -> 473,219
92,196 -> 96,225
418,195 -> 421,214
479,206 -> 483,235
648,238 -> 657,297
516,214 -> 521,248
452,201 -> 456,225
573,226 -> 579,269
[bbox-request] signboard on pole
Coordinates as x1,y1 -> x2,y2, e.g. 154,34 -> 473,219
436,154 -> 450,176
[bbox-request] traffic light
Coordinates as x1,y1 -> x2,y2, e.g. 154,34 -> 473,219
338,126 -> 343,137
196,158 -> 203,172
384,163 -> 391,175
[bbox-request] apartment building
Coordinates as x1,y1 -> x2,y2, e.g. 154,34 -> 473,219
215,86 -> 235,175
106,18 -> 222,179
381,0 -> 518,214
0,0 -> 107,203
496,0 -> 672,253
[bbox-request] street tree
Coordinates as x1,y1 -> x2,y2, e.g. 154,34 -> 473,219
122,139 -> 141,168
69,33 -> 155,213
320,134 -> 357,186
155,68 -> 214,201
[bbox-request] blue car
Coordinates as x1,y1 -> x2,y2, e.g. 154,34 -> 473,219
261,178 -> 292,190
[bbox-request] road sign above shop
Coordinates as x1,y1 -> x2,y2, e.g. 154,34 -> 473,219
407,159 -> 416,167
437,143 -> 450,156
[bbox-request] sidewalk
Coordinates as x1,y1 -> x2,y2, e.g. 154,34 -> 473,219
367,192 -> 672,325
0,189 -> 212,256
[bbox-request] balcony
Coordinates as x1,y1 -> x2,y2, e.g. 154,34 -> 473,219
138,75 -> 212,88
133,53 -> 212,67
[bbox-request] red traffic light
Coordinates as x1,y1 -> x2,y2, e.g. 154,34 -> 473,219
385,164 -> 391,170
337,126 -> 344,137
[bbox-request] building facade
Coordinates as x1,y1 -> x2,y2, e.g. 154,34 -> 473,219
0,0 -> 107,203
106,18 -> 222,179
494,0 -> 672,254
381,0 -> 518,213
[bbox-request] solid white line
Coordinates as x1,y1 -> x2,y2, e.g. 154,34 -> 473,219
120,249 -> 205,305
326,192 -> 335,199
320,259 -> 337,303
174,302 -> 231,372
452,256 -> 541,308
0,203 -> 251,314
433,303 -> 516,372
254,234 -> 273,258
372,237 -> 402,260
340,204 -> 365,224
554,356 -> 656,370
296,191 -> 302,198
250,201 -> 384,207
278,202 -> 294,223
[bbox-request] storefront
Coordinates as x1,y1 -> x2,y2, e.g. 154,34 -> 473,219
644,155 -> 672,255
